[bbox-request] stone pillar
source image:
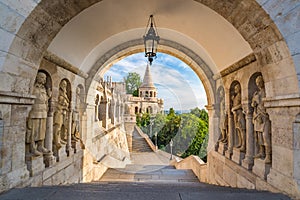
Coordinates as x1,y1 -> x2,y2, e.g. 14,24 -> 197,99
206,105 -> 218,153
116,103 -> 120,124
66,108 -> 73,156
225,113 -> 234,159
242,107 -> 254,170
110,101 -> 115,125
0,115 -> 3,175
99,100 -> 108,129
44,102 -> 56,167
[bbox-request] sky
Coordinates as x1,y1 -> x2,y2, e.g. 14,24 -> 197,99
104,52 -> 207,111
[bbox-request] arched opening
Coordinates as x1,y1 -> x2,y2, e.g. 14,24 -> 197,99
0,0 -> 299,197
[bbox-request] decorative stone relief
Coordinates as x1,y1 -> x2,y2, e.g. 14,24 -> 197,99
26,72 -> 51,157
251,75 -> 271,164
231,83 -> 246,152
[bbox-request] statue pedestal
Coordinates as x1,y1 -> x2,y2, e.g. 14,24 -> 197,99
242,156 -> 254,170
54,145 -> 67,162
218,142 -> 227,155
232,148 -> 245,165
214,142 -> 219,151
44,152 -> 56,167
66,145 -> 73,157
225,149 -> 232,159
253,158 -> 271,180
26,155 -> 45,177
72,141 -> 81,154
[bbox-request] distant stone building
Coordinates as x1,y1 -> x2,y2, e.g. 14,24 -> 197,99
125,65 -> 164,116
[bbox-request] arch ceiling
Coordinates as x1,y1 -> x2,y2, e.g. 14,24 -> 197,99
47,0 -> 253,74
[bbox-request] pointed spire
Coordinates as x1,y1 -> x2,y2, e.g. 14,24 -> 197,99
140,64 -> 155,88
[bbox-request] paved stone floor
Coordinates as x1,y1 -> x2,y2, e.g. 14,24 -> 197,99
0,152 -> 291,199
0,181 -> 291,200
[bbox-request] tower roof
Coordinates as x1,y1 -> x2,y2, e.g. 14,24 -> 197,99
140,64 -> 156,89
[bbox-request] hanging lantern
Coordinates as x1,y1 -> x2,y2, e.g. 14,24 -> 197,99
143,15 -> 160,65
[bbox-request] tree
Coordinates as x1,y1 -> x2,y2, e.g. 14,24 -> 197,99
190,107 -> 208,123
124,72 -> 142,95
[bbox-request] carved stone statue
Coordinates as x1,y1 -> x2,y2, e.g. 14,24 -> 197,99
218,89 -> 228,144
26,72 -> 51,156
71,87 -> 81,142
251,75 -> 271,164
53,80 -> 69,149
231,84 -> 246,152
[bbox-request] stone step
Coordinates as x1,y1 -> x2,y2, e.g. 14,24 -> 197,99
132,138 -> 153,153
99,165 -> 199,183
0,181 -> 290,200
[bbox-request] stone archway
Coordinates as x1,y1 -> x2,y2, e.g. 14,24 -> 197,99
0,0 -> 299,198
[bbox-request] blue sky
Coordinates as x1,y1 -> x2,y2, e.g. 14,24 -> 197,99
104,52 -> 207,111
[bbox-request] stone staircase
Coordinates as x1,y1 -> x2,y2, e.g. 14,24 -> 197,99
0,151 -> 291,200
132,137 -> 153,152
99,164 -> 199,183
131,126 -> 153,153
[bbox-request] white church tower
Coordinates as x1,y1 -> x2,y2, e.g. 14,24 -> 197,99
125,64 -> 164,115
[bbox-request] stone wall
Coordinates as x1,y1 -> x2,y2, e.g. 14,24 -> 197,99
209,51 -> 300,198
0,54 -> 130,192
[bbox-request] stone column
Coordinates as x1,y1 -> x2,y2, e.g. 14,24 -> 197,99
225,113 -> 234,159
110,101 -> 115,125
242,106 -> 254,170
99,100 -> 108,129
44,101 -> 56,167
66,106 -> 73,156
206,105 -> 218,153
0,115 -> 3,175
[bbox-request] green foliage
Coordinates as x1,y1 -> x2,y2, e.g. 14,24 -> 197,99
190,107 -> 209,123
132,89 -> 139,97
136,107 -> 209,162
125,72 -> 142,94
136,112 -> 150,128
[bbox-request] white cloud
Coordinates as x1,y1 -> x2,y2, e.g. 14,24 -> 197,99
104,53 -> 208,110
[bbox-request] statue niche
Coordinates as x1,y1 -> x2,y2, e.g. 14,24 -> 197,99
231,83 -> 246,152
53,80 -> 70,150
26,72 -> 51,156
251,75 -> 271,164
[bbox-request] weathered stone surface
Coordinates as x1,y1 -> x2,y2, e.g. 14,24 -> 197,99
256,176 -> 280,194
0,28 -> 15,53
232,148 -> 245,165
218,142 -> 227,155
293,149 -> 300,180
8,37 -> 44,66
5,165 -> 29,189
249,23 -> 283,51
286,31 -> 300,56
223,164 -> 237,187
268,168 -> 300,198
272,145 -> 293,177
252,158 -> 271,180
195,0 -> 240,19
237,174 -> 255,189
0,3 -> 25,34
274,6 -> 300,37
262,0 -> 300,19
0,0 -> 37,17
26,156 -> 45,177
255,0 -> 270,6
